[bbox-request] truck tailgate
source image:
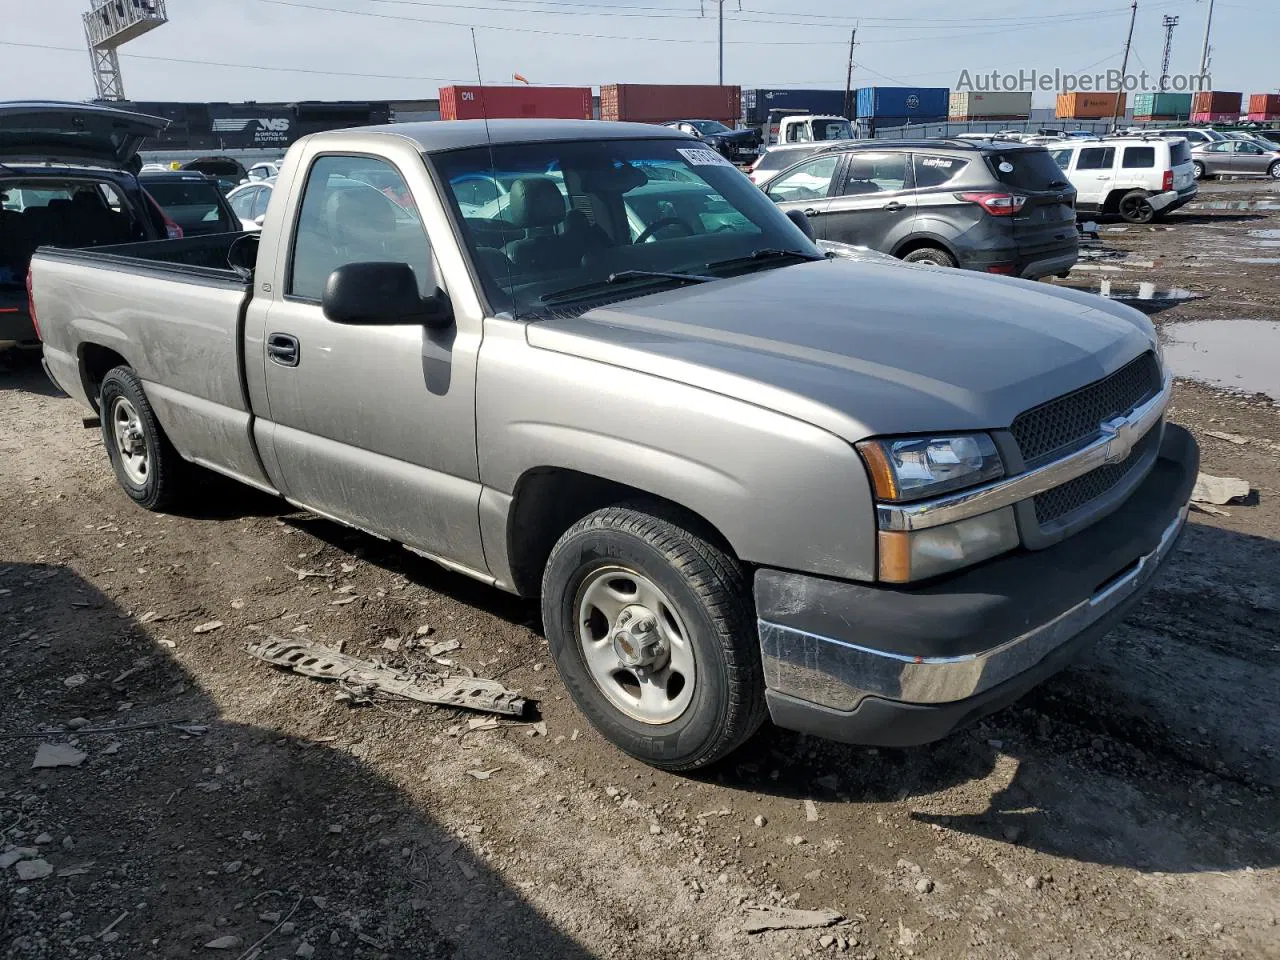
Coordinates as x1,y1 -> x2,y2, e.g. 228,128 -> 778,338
32,242 -> 272,491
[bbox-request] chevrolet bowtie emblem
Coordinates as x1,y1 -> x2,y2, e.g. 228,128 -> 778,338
1100,416 -> 1138,465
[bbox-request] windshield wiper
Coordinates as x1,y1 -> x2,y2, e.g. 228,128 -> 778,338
539,270 -> 714,306
703,248 -> 825,273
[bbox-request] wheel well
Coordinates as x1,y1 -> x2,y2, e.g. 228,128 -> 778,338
504,467 -> 733,598
1103,188 -> 1143,214
894,236 -> 954,260
79,344 -> 130,411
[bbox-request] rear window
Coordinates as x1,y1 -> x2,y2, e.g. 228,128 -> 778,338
986,149 -> 1070,189
755,148 -> 816,173
913,155 -> 968,188
1122,146 -> 1155,169
145,180 -> 237,235
1076,147 -> 1116,170
1169,140 -> 1192,165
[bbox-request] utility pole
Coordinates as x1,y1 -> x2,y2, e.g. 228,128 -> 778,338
1159,15 -> 1179,92
1198,0 -> 1215,75
843,26 -> 857,120
1111,0 -> 1138,133
718,0 -> 724,85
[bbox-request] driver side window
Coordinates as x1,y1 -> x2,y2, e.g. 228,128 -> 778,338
766,155 -> 840,203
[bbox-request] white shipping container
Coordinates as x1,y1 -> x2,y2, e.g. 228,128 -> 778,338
949,91 -> 1033,119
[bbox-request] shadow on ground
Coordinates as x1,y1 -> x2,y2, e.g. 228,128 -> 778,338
0,562 -> 595,959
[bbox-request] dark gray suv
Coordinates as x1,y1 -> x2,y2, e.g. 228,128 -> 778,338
760,139 -> 1079,279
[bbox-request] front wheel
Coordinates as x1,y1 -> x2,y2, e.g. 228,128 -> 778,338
1118,190 -> 1156,224
99,366 -> 187,511
541,504 -> 766,770
1193,161 -> 1206,181
1269,160 -> 1280,180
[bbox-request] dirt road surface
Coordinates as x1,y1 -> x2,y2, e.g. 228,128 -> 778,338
2,180 -> 1278,960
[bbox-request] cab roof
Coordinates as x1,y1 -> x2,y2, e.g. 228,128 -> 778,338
347,119 -> 690,153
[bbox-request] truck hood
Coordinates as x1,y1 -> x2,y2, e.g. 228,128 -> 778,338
526,258 -> 1159,441
0,101 -> 167,171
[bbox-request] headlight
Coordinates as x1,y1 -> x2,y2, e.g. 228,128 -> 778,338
878,507 -> 1019,583
857,433 -> 1015,583
857,433 -> 1003,502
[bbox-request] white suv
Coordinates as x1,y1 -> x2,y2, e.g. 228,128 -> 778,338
1048,136 -> 1197,223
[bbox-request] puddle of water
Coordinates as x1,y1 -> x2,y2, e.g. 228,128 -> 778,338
1248,229 -> 1280,240
1253,240 -> 1280,248
1234,257 -> 1280,264
1094,280 -> 1200,302
1162,319 -> 1280,398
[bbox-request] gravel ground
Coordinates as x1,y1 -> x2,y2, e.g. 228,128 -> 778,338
2,179 -> 1278,960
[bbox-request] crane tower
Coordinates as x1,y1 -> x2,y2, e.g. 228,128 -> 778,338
83,0 -> 169,101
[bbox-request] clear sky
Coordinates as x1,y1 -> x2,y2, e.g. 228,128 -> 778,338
3,0 -> 1275,106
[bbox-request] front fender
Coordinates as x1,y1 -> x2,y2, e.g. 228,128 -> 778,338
475,320 -> 878,583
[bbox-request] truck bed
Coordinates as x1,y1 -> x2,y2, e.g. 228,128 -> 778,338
33,230 -> 272,492
35,231 -> 258,285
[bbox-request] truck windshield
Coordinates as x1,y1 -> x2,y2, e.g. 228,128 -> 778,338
690,120 -> 732,136
430,138 -> 819,318
813,120 -> 853,141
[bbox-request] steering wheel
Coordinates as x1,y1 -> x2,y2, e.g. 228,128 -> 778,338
635,217 -> 695,244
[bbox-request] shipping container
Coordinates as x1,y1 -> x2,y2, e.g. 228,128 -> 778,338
1190,90 -> 1242,123
741,88 -> 849,126
855,86 -> 948,120
438,85 -> 592,121
947,91 -> 1032,120
1247,93 -> 1280,121
1131,92 -> 1193,120
1056,92 -> 1126,119
599,84 -> 741,124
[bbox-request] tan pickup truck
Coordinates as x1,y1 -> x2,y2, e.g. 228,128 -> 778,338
33,115 -> 1197,769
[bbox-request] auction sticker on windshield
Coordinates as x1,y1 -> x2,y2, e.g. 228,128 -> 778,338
678,148 -> 732,167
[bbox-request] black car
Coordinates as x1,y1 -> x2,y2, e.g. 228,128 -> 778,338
138,171 -> 243,237
759,138 -> 1078,280
662,120 -> 761,161
1,101 -> 168,346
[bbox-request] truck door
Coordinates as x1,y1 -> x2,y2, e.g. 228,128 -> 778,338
256,152 -> 488,575
820,150 -> 916,252
762,153 -> 842,238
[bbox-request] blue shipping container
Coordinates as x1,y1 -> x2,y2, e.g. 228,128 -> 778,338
741,88 -> 849,126
855,86 -> 949,120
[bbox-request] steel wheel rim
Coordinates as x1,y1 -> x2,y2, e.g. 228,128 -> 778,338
110,396 -> 150,485
574,564 -> 696,725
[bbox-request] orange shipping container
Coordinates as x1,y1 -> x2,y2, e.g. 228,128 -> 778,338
1247,93 -> 1280,120
600,84 -> 741,124
1056,92 -> 1126,119
438,85 -> 592,121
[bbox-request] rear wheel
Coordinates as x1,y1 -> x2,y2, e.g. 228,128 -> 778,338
99,366 -> 187,511
541,504 -> 766,770
1192,161 -> 1206,180
1117,190 -> 1155,224
901,246 -> 957,268
1269,160 -> 1280,180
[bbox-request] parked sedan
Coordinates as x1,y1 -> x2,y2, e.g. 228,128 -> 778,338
226,179 -> 274,229
1190,139 -> 1280,179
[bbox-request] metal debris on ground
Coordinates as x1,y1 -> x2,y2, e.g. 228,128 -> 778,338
247,638 -> 528,716
740,905 -> 844,934
31,743 -> 87,768
426,639 -> 461,656
804,799 -> 819,822
1204,430 -> 1252,445
192,620 -> 224,634
466,768 -> 500,780
1191,473 -> 1251,506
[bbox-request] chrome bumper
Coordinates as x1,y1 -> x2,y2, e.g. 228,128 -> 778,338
758,500 -> 1188,710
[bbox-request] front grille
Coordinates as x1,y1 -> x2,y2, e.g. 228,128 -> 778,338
1033,424 -> 1160,526
1011,353 -> 1162,467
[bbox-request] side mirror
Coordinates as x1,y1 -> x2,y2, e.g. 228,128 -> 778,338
321,262 -> 452,329
785,208 -> 816,241
253,214 -> 266,227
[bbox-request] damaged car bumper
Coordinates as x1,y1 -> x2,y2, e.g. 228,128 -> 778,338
755,423 -> 1199,747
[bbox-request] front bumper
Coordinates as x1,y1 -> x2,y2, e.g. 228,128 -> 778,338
756,423 -> 1199,747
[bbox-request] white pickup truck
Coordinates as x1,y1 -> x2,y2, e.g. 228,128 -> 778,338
33,114 -> 1198,770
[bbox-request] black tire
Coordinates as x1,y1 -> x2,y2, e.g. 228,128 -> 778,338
1192,161 -> 1206,181
1117,190 -> 1155,224
541,504 -> 766,771
1269,160 -> 1280,180
99,365 -> 187,511
901,246 -> 957,268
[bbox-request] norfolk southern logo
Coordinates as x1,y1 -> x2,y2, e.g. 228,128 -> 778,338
211,117 -> 291,132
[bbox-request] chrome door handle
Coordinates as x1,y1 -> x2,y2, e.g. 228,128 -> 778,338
802,207 -> 825,216
882,202 -> 907,212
